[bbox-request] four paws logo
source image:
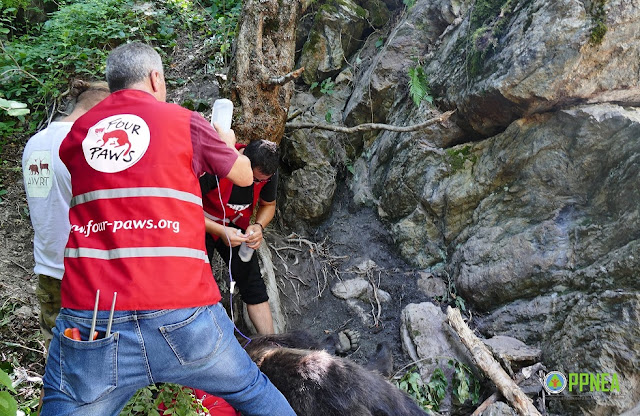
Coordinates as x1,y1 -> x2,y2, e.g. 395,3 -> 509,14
82,114 -> 150,173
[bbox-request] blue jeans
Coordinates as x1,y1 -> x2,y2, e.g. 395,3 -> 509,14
41,303 -> 296,415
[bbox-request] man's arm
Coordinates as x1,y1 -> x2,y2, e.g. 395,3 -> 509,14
191,113 -> 252,186
246,199 -> 276,249
204,217 -> 247,247
225,155 -> 252,187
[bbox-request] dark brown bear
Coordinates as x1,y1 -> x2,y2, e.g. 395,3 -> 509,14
243,330 -> 428,416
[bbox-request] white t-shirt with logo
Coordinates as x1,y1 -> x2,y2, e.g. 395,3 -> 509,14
22,122 -> 73,279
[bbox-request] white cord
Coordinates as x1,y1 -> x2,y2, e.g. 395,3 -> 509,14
214,175 -> 236,320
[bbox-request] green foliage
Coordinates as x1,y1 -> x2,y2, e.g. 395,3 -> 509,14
445,145 -> 477,174
202,0 -> 242,68
396,367 -> 447,412
375,37 -> 385,49
325,109 -> 333,123
0,368 -> 18,416
588,0 -> 607,45
465,0 -> 520,77
448,359 -> 481,405
0,0 -> 241,140
408,65 -> 433,107
121,383 -> 208,415
310,78 -> 335,95
434,271 -> 469,312
0,97 -> 29,117
403,0 -> 416,9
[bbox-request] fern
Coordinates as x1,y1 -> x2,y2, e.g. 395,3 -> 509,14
408,66 -> 432,107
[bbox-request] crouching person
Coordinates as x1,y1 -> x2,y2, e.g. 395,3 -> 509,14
40,42 -> 295,416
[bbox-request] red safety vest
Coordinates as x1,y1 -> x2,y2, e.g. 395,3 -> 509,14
202,144 -> 267,233
59,89 -> 221,310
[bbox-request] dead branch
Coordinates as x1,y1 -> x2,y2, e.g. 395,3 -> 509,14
268,243 -> 291,273
267,67 -> 305,86
4,259 -> 31,275
447,307 -> 542,416
286,110 -> 455,133
285,236 -> 316,248
284,271 -> 309,287
470,362 -> 546,416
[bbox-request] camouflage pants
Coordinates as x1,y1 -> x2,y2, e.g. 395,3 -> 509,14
35,275 -> 61,351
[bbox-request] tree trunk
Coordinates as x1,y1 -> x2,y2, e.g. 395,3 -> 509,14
229,0 -> 307,144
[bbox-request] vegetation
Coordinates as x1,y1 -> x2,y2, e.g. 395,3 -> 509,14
0,368 -> 18,416
448,359 -> 481,406
396,366 -> 447,412
396,359 -> 481,412
588,0 -> 607,45
120,383 -> 208,416
408,64 -> 433,107
464,0 -> 524,78
310,77 -> 336,96
446,145 -> 477,174
0,0 -> 241,151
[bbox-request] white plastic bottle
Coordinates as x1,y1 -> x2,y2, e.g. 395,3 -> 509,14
210,98 -> 233,132
238,231 -> 255,262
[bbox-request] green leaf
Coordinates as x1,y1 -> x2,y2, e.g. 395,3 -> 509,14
0,391 -> 18,416
408,66 -> 430,107
0,369 -> 15,392
325,110 -> 332,123
7,108 -> 30,116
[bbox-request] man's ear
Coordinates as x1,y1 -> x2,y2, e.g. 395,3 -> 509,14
149,70 -> 163,92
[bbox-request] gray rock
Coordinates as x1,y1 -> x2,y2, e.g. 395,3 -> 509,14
331,277 -> 370,299
281,163 -> 337,225
483,335 -> 541,365
298,0 -> 368,85
331,277 -> 391,303
481,401 -> 517,416
428,0 -> 640,135
417,272 -> 448,298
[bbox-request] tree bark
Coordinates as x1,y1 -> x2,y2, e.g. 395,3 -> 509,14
447,307 -> 542,416
229,0 -> 305,144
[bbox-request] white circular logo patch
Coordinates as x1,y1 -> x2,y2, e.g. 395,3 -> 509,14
82,114 -> 150,173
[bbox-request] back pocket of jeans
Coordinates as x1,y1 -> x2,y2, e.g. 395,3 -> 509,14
60,333 -> 118,403
160,307 -> 223,365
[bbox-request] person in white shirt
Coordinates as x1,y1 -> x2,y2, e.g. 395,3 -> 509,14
22,81 -> 110,349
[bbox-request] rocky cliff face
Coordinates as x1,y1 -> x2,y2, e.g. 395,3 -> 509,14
282,0 -> 640,414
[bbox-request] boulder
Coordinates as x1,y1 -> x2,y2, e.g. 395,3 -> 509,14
428,0 -> 640,135
298,0 -> 369,85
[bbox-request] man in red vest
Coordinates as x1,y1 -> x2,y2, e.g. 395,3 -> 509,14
200,140 -> 279,334
40,42 -> 295,416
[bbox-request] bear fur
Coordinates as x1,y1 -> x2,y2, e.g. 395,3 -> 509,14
243,330 -> 428,416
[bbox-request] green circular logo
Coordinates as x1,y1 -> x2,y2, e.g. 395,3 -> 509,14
543,371 -> 567,394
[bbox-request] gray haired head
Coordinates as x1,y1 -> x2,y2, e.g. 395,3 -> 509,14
105,42 -> 164,92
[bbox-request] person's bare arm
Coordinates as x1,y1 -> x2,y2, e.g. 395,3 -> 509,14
246,199 -> 276,249
204,217 -> 247,247
225,155 -> 252,187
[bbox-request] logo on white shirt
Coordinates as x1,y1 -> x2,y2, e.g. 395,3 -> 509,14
24,150 -> 53,197
82,114 -> 150,173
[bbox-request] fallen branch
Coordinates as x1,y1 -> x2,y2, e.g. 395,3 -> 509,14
447,307 -> 542,416
267,67 -> 305,86
4,259 -> 31,275
286,110 -> 455,133
470,362 -> 546,416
